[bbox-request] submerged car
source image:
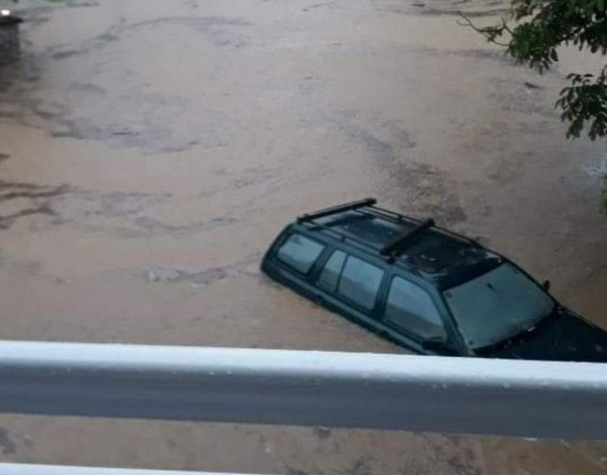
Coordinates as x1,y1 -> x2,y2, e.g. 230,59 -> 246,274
262,198 -> 607,362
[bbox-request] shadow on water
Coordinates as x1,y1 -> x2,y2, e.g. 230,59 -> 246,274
0,14 -> 22,62
0,14 -> 23,93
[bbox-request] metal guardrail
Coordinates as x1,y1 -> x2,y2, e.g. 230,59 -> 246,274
0,464 -> 252,475
0,464 -> 243,475
0,340 -> 606,439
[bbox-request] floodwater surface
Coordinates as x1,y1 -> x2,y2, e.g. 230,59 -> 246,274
1,0 -> 607,473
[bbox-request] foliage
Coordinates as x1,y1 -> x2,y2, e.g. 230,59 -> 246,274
461,0 -> 607,140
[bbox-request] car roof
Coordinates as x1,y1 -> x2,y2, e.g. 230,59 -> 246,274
298,205 -> 502,289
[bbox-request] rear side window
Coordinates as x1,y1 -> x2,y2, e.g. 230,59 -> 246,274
317,250 -> 347,291
385,277 -> 446,340
276,234 -> 325,274
338,256 -> 385,310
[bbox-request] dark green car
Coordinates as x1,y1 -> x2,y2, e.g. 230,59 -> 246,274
262,198 -> 607,361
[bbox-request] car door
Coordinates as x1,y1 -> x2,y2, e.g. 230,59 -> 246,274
312,249 -> 389,333
380,273 -> 458,355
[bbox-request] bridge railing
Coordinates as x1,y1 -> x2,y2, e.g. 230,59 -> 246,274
0,340 -> 606,474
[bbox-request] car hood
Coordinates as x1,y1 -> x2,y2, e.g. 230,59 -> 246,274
478,309 -> 607,362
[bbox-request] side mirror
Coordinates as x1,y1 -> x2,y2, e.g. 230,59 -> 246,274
542,280 -> 551,291
422,337 -> 453,355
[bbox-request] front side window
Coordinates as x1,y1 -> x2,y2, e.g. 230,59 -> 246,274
385,277 -> 446,340
276,234 -> 325,274
444,263 -> 555,350
337,256 -> 385,310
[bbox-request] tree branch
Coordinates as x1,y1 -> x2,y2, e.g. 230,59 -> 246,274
457,12 -> 510,47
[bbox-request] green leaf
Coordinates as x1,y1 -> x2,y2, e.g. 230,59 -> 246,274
462,0 -> 607,140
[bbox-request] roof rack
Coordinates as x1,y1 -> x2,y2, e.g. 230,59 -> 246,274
304,219 -> 376,250
297,197 -> 376,223
380,218 -> 435,257
297,198 -> 480,259
432,225 -> 481,247
371,206 -> 480,248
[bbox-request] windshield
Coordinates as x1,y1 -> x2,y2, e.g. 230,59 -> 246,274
443,263 -> 555,350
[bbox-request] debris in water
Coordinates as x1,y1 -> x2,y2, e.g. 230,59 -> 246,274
313,427 -> 332,439
524,82 -> 542,90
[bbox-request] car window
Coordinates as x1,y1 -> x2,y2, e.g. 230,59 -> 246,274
385,277 -> 446,340
337,256 -> 385,311
276,234 -> 326,274
317,250 -> 347,291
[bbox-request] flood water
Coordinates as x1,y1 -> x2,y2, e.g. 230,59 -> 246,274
1,0 -> 607,473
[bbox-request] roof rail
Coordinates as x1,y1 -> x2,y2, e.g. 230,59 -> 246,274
297,198 -> 377,223
304,219 -> 376,250
432,225 -> 481,247
380,218 -> 435,257
371,206 -> 480,247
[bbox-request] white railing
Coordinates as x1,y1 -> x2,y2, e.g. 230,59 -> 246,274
0,464 -> 245,475
0,340 -> 606,474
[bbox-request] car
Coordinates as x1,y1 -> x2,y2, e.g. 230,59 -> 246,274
261,198 -> 607,362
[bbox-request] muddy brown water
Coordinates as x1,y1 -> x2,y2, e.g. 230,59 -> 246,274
1,0 -> 607,473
